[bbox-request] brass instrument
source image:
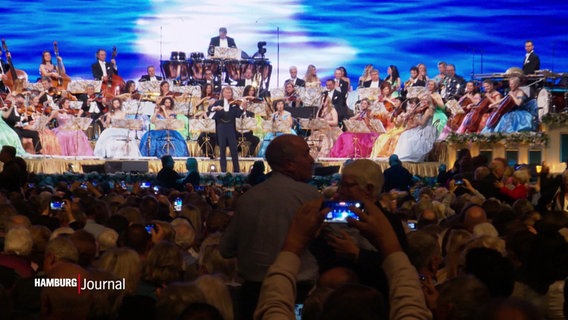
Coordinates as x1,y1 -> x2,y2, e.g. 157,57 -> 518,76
251,71 -> 263,97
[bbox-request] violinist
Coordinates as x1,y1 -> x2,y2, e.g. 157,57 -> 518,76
38,77 -> 60,106
194,83 -> 217,119
257,99 -> 295,158
140,96 -> 189,158
52,98 -> 94,156
91,49 -> 118,81
208,86 -> 244,172
237,85 -> 261,156
39,51 -> 65,80
310,96 -> 342,158
283,82 -> 302,108
323,79 -> 349,125
78,84 -> 105,139
119,80 -> 141,100
139,66 -> 163,82
378,82 -> 397,113
2,94 -> 43,154
26,94 -> 61,155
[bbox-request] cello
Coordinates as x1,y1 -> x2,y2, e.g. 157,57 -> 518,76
52,41 -> 71,90
449,96 -> 471,131
465,98 -> 490,133
486,95 -> 516,129
1,39 -> 28,93
101,46 -> 125,98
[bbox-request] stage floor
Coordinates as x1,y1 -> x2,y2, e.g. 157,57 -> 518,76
18,155 -> 441,177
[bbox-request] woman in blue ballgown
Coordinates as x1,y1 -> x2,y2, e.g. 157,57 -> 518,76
482,76 -> 536,133
140,97 -> 189,158
257,99 -> 295,158
393,94 -> 437,162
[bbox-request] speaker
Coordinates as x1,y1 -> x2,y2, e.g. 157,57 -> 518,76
82,164 -> 105,174
104,161 -> 149,173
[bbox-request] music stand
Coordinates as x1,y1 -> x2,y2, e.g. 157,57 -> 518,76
111,118 -> 144,156
236,117 -> 257,157
190,118 -> 216,157
152,119 -> 185,156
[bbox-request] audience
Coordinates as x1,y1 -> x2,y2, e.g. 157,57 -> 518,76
0,139 -> 566,320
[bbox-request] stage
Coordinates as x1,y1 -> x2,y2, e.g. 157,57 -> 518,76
17,155 -> 442,177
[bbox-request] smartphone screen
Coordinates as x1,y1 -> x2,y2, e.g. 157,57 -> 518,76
322,200 -> 363,223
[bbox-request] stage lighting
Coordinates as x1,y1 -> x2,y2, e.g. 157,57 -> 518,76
209,164 -> 217,172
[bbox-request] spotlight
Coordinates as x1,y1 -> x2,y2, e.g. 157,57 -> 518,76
209,164 -> 217,173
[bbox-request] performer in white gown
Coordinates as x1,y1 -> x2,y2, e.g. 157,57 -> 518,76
94,98 -> 141,158
393,94 -> 437,162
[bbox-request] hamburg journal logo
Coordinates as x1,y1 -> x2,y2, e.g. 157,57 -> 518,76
34,274 -> 126,294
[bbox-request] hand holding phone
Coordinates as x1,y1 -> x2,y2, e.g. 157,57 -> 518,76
322,200 -> 364,223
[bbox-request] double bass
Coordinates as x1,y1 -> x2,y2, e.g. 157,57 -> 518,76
52,41 -> 71,90
1,39 -> 28,93
486,95 -> 516,129
101,47 -> 125,98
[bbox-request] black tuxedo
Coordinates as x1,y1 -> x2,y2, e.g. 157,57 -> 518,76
362,80 -> 382,88
236,79 -> 254,87
406,79 -> 426,87
285,78 -> 305,87
209,100 -> 243,172
209,36 -> 237,48
138,74 -> 163,82
3,108 -> 42,153
522,52 -> 540,74
91,60 -> 118,80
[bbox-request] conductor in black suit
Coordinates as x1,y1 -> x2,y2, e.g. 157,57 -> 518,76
91,49 -> 118,81
209,27 -> 237,50
522,40 -> 540,75
208,86 -> 243,172
139,66 -> 163,82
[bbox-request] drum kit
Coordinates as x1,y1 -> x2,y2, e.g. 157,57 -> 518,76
161,50 -> 272,88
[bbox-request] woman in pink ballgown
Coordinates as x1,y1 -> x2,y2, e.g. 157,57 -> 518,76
52,98 -> 94,156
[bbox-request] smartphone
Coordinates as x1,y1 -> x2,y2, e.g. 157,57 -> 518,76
140,181 -> 151,189
407,220 -> 418,231
174,197 -> 183,212
145,224 -> 156,234
28,183 -> 35,188
153,186 -> 160,194
294,304 -> 303,320
120,181 -> 127,190
322,200 -> 363,223
80,183 -> 88,189
50,200 -> 65,211
194,185 -> 205,192
454,179 -> 464,186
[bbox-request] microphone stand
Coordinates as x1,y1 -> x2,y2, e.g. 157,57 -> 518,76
134,94 -> 143,141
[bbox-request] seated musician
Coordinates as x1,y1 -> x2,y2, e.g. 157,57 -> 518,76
283,82 -> 303,108
426,80 -> 448,135
286,66 -> 305,87
39,51 -> 65,81
404,66 -> 426,89
27,94 -> 61,155
417,63 -> 429,82
94,98 -> 141,158
358,64 -> 374,88
329,98 -> 380,158
119,80 -> 141,99
38,77 -> 61,106
384,65 -> 401,95
236,69 -> 254,87
209,27 -> 237,50
157,81 -> 188,104
78,84 -> 105,140
52,98 -> 94,156
257,99 -> 295,158
139,65 -> 163,82
310,96 -> 342,158
193,69 -> 222,94
482,80 -> 503,105
362,69 -> 381,88
2,94 -> 43,154
139,96 -> 189,158
237,85 -> 261,156
441,64 -> 466,100
194,83 -> 216,119
482,76 -> 536,133
91,49 -> 118,81
438,82 -> 479,140
303,64 -> 320,87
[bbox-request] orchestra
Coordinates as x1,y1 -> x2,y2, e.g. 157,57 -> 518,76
0,34 -> 565,173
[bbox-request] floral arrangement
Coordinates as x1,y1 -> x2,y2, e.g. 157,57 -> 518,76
541,112 -> 568,127
445,132 -> 548,147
